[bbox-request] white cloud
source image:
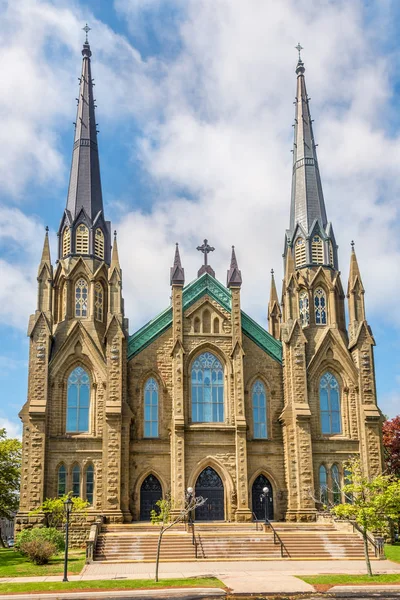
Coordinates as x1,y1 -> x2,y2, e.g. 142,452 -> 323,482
0,416 -> 22,440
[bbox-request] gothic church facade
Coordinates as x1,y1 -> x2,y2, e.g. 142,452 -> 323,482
17,38 -> 383,526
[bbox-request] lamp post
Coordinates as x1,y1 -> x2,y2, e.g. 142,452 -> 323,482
186,486 -> 194,525
63,497 -> 73,582
260,486 -> 270,524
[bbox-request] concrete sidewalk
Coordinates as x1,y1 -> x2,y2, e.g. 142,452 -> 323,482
1,559 -> 400,595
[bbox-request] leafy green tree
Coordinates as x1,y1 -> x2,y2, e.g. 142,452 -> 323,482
0,428 -> 22,523
332,458 -> 400,576
29,494 -> 89,528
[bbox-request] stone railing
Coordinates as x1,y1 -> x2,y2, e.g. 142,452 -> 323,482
85,516 -> 104,563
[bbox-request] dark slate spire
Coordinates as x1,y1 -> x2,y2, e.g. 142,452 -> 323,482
285,45 -> 337,270
57,28 -> 111,263
67,37 -> 102,220
170,243 -> 185,286
227,246 -> 242,288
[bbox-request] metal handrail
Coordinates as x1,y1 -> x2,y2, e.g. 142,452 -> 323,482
189,521 -> 198,559
252,512 -> 261,531
351,520 -> 384,558
267,520 -> 290,558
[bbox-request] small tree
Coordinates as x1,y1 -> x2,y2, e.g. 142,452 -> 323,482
332,458 -> 400,576
0,428 -> 22,547
29,494 -> 89,528
150,494 -> 206,582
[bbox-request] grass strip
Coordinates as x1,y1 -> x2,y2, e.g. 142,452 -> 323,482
0,549 -> 85,578
0,577 -> 224,594
299,573 -> 400,585
385,543 -> 400,563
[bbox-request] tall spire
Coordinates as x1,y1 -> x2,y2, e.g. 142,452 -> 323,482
67,32 -> 102,220
285,46 -> 337,270
58,26 -> 111,263
227,246 -> 242,288
170,243 -> 185,286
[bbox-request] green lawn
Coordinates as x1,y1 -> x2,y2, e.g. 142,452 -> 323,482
299,573 -> 400,585
385,543 -> 400,563
0,548 -> 86,577
0,577 -> 224,594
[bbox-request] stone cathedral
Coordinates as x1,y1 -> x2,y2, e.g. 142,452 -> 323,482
17,37 -> 383,527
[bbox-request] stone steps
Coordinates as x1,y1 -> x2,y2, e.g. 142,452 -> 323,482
94,522 -> 375,562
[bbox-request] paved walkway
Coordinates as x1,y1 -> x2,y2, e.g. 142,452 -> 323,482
2,559 -> 400,595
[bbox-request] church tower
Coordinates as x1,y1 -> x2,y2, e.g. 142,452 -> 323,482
18,31 -> 128,526
279,48 -> 383,521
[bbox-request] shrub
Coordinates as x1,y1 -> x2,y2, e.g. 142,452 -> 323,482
20,539 -> 56,565
15,527 -> 64,553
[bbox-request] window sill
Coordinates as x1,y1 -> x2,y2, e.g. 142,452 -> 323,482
188,423 -> 235,430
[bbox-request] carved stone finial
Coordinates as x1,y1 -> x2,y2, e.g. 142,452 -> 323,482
197,239 -> 215,278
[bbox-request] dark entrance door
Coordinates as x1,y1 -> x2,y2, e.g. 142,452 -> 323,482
252,474 -> 274,520
140,475 -> 162,521
195,466 -> 224,521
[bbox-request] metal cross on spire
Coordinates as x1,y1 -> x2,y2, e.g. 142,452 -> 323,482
196,239 -> 215,266
295,42 -> 303,61
82,23 -> 91,43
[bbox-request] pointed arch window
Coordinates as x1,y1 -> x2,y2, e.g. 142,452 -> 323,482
94,282 -> 103,321
72,465 -> 80,497
61,282 -> 67,321
62,228 -> 71,257
203,310 -> 211,333
75,278 -> 88,317
314,288 -> 327,325
311,235 -> 324,264
295,237 -> 306,268
144,377 -> 159,438
331,464 -> 341,505
320,372 -> 341,434
252,380 -> 267,439
94,228 -> 104,260
67,366 -> 90,433
76,224 -> 89,254
319,465 -> 328,505
299,290 -> 310,327
192,352 -> 224,423
329,242 -> 334,267
85,464 -> 94,504
57,465 -> 66,497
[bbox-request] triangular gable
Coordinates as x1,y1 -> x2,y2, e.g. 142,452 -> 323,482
127,273 -> 282,363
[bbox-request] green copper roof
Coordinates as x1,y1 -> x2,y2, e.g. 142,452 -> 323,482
127,273 -> 282,363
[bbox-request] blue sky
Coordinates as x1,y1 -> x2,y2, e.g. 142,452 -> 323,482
0,0 -> 400,437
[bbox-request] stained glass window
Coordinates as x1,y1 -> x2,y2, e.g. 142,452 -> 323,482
62,228 -> 71,257
86,464 -> 94,504
192,352 -> 224,423
315,288 -> 327,325
319,465 -> 328,505
94,282 -> 103,321
94,228 -> 104,259
299,290 -> 310,327
295,237 -> 306,268
331,464 -> 341,504
320,372 -> 341,434
75,278 -> 88,317
57,465 -> 66,497
72,464 -> 80,497
312,235 -> 324,264
67,366 -> 90,432
61,283 -> 67,320
252,380 -> 267,439
144,378 -> 159,437
76,224 -> 89,254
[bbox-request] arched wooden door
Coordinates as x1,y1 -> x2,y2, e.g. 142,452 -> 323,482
140,475 -> 162,521
252,474 -> 274,520
195,467 -> 224,521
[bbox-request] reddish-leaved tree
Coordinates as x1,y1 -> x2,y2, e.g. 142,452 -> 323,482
383,416 -> 400,476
